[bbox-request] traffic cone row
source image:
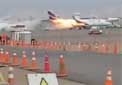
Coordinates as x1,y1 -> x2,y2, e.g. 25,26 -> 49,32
0,48 -> 67,77
0,39 -> 121,54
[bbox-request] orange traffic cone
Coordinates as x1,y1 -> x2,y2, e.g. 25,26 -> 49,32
113,43 -> 118,55
43,53 -> 50,73
8,67 -> 14,85
4,51 -> 10,64
21,51 -> 28,68
105,67 -> 112,85
12,53 -> 19,66
29,51 -> 38,70
58,54 -> 67,77
0,48 -> 4,63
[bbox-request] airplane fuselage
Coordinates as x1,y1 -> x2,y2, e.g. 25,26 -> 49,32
50,18 -> 85,30
81,18 -> 112,26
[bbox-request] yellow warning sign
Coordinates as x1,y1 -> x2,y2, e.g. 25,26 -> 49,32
27,73 -> 58,85
40,78 -> 48,85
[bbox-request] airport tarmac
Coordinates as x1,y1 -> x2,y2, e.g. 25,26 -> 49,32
32,28 -> 122,43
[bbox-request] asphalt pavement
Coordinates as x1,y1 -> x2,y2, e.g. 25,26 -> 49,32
0,46 -> 121,85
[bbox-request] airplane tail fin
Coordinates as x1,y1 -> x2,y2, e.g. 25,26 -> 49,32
72,14 -> 82,23
48,11 -> 57,20
73,14 -> 88,26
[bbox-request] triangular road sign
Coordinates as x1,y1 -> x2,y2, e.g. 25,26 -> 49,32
40,78 -> 48,85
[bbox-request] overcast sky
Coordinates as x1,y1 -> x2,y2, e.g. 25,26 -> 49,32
0,0 -> 121,19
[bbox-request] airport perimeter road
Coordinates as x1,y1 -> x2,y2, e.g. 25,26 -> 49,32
32,28 -> 122,43
0,46 -> 121,85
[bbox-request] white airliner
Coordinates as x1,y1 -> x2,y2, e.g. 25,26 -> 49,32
72,14 -> 112,29
47,11 -> 87,30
